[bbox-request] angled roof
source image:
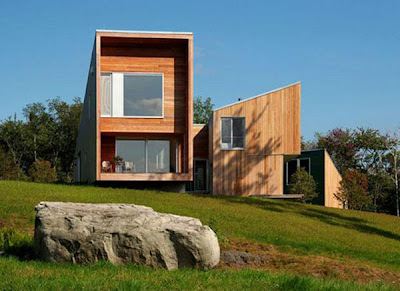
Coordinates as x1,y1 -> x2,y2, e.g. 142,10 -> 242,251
96,29 -> 193,35
213,81 -> 301,111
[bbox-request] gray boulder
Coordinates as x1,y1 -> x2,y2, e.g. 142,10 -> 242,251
34,202 -> 220,270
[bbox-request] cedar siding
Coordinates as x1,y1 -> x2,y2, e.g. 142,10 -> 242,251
211,83 -> 301,196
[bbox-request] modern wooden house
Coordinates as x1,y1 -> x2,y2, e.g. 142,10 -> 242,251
75,30 -> 342,208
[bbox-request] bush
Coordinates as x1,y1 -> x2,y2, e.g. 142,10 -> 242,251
0,148 -> 28,181
288,168 -> 318,203
0,228 -> 34,260
28,160 -> 57,183
335,169 -> 371,210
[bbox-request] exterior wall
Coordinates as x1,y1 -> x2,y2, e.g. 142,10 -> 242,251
324,150 -> 343,208
94,31 -> 193,182
193,124 -> 209,159
284,150 -> 325,205
74,42 -> 98,183
211,83 -> 301,196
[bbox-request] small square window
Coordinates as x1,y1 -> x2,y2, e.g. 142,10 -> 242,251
221,117 -> 245,149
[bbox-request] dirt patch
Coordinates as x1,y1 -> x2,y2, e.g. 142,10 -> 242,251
219,239 -> 400,285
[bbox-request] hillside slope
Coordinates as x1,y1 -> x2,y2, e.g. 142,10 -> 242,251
1,180 -> 400,288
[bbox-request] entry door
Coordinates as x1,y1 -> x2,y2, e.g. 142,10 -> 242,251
194,160 -> 208,192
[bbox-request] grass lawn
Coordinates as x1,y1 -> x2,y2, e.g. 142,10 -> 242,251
1,180 -> 400,289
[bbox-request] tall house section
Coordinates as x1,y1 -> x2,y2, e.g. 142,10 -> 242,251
75,30 -> 193,183
211,83 -> 301,196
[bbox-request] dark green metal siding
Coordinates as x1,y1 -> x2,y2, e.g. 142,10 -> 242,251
283,150 -> 325,205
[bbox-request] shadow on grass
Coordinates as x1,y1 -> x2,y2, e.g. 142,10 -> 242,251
210,195 -> 400,242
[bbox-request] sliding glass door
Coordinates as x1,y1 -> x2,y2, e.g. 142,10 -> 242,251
115,139 -> 171,173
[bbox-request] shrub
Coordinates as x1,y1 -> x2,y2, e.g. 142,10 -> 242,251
0,228 -> 34,260
0,148 -> 28,181
335,169 -> 371,210
28,160 -> 57,183
288,168 -> 318,203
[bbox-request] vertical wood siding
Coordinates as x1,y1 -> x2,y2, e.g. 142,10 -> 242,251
211,83 -> 301,196
324,151 -> 343,208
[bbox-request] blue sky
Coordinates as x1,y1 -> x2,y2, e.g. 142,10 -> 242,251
0,0 -> 399,139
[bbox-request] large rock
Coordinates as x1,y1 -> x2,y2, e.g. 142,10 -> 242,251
34,202 -> 220,270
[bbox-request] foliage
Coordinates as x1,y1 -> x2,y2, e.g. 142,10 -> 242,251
315,128 -> 357,174
28,160 -> 57,183
0,148 -> 28,181
0,97 -> 82,183
335,170 -> 371,210
288,168 -> 318,203
0,228 -> 34,260
193,96 -> 213,124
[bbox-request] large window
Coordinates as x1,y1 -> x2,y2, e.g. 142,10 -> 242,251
100,73 -> 163,118
115,139 -> 171,173
221,117 -> 245,149
286,158 -> 311,185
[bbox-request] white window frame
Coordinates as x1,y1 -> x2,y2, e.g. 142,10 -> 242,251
101,72 -> 164,118
220,117 -> 246,150
286,158 -> 311,185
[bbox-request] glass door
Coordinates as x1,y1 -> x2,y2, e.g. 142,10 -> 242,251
194,160 -> 208,192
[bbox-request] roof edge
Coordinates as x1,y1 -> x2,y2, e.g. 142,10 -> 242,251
213,81 -> 301,111
96,29 -> 193,35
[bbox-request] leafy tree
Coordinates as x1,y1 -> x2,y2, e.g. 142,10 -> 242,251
193,96 -> 213,124
48,97 -> 82,182
316,128 -> 357,174
288,168 -> 318,203
367,172 -> 393,212
0,116 -> 29,175
335,169 -> 371,210
23,102 -> 53,163
353,127 -> 390,173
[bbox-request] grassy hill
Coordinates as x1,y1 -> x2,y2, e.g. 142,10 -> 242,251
1,180 -> 400,290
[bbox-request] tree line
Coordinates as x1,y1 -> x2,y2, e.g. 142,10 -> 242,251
0,97 -> 82,183
303,128 -> 400,216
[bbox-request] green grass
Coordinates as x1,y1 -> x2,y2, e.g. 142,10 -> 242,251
0,257 -> 393,290
1,180 -> 400,289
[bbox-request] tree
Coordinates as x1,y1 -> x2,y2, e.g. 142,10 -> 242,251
353,127 -> 390,173
288,168 -> 318,203
386,129 -> 400,217
335,170 -> 371,210
0,115 -> 29,176
23,102 -> 53,163
193,96 -> 213,124
316,128 -> 357,174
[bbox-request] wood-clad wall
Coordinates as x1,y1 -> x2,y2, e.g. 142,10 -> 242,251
99,37 -> 188,134
211,83 -> 301,196
324,150 -> 343,208
95,32 -> 193,181
193,125 -> 209,159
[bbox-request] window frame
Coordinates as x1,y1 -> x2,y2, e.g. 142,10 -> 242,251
100,72 -> 164,119
285,157 -> 311,185
100,73 -> 112,117
115,137 -> 174,173
220,117 -> 246,150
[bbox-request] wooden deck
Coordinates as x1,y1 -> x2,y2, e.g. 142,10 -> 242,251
250,194 -> 304,199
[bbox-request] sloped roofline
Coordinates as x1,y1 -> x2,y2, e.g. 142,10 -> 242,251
96,29 -> 193,35
213,81 -> 301,111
